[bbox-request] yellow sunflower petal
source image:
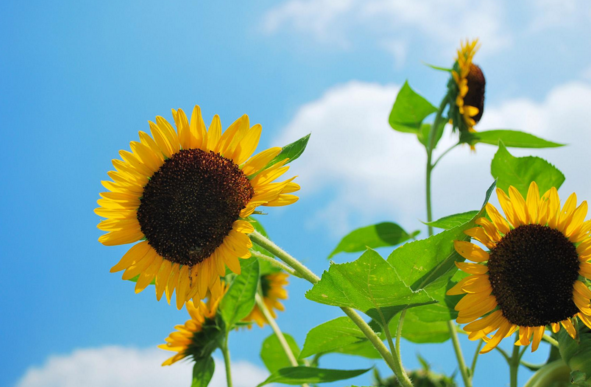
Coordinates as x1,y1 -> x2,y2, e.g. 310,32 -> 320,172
485,203 -> 511,235
190,105 -> 207,150
525,181 -> 540,223
531,326 -> 545,352
135,255 -> 163,293
464,227 -> 495,249
110,241 -> 152,272
480,319 -> 512,354
206,115 -> 222,152
241,147 -> 282,176
454,241 -> 489,262
497,188 -> 520,227
455,261 -> 489,274
509,186 -> 529,225
561,319 -> 577,339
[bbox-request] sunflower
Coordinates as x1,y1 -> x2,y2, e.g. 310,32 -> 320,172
448,182 -> 591,354
159,284 -> 227,366
243,272 -> 289,327
450,39 -> 485,135
96,106 -> 300,309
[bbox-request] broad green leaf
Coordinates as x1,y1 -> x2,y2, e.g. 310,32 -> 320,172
558,325 -> 591,383
389,311 -> 450,343
192,357 -> 215,387
389,81 -> 437,133
329,222 -> 419,259
387,181 -> 495,292
307,249 -> 434,323
417,121 -> 446,150
257,366 -> 371,386
300,317 -> 380,359
464,130 -> 564,148
424,211 -> 479,230
491,143 -> 565,198
261,333 -> 302,374
220,257 -> 259,328
266,133 -> 310,170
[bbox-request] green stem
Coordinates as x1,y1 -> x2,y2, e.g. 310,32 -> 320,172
447,321 -> 472,387
250,250 -> 300,278
510,336 -> 521,387
425,94 -> 450,238
255,293 -> 309,387
250,231 -> 413,387
542,334 -> 559,347
424,94 -> 470,387
432,142 -> 460,169
221,334 -> 233,387
470,340 -> 484,376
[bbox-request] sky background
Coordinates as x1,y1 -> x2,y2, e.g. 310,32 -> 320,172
2,0 -> 591,386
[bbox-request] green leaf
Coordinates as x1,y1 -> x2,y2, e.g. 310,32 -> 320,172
389,311 -> 450,343
300,317 -> 381,359
387,181 -> 495,293
261,333 -> 302,374
558,325 -> 591,383
191,356 -> 215,387
329,222 -> 419,259
266,133 -> 310,169
423,62 -> 453,72
389,81 -> 437,134
220,257 -> 259,328
257,366 -> 371,386
423,211 -> 479,230
491,142 -> 565,198
464,130 -> 564,148
307,249 -> 434,323
417,121 -> 446,150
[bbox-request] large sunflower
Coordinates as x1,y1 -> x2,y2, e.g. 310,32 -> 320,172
243,272 -> 289,327
448,182 -> 591,354
159,284 -> 227,366
96,106 -> 300,309
451,39 -> 485,134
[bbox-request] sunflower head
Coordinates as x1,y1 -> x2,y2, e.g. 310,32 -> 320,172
242,272 -> 289,328
448,182 -> 591,354
96,106 -> 300,309
450,39 -> 485,138
159,284 -> 228,366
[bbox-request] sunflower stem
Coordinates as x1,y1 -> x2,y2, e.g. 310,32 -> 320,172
221,333 -> 233,387
542,334 -> 559,347
509,336 -> 521,387
425,94 -> 471,387
447,320 -> 472,387
250,231 -> 413,387
254,293 -> 310,387
470,339 -> 484,377
250,250 -> 301,278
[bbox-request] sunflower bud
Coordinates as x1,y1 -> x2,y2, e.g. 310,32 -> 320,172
463,64 -> 486,124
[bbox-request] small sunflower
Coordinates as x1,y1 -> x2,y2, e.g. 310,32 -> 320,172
448,182 -> 591,354
159,284 -> 227,366
450,39 -> 485,135
96,106 -> 300,309
243,272 -> 289,327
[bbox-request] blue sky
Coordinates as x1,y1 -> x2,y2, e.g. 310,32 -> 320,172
2,1 -> 591,386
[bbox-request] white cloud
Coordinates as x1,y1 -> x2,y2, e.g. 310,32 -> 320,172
16,346 -> 270,387
263,0 -> 510,55
526,0 -> 591,31
274,79 -> 591,234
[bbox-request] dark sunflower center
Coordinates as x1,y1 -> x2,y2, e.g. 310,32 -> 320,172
488,224 -> 580,327
137,149 -> 254,266
464,63 -> 486,123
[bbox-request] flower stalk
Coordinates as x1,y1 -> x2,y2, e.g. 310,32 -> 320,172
424,93 -> 472,387
221,333 -> 233,387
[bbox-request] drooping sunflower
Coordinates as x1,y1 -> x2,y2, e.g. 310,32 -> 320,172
243,272 -> 289,327
159,284 -> 227,366
450,39 -> 485,135
448,182 -> 591,353
96,106 -> 300,309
